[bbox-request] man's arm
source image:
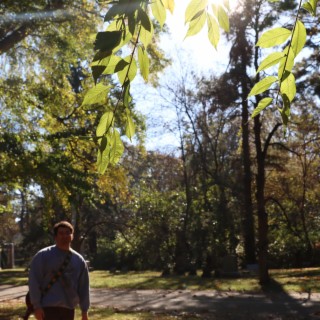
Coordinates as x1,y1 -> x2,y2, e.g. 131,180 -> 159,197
78,259 -> 90,317
28,252 -> 44,311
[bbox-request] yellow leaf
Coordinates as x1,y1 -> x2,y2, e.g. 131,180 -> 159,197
291,20 -> 306,57
185,10 -> 207,38
185,0 -> 208,23
162,0 -> 175,14
207,13 -> 220,49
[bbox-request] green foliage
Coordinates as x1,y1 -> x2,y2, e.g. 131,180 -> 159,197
256,27 -> 291,47
184,0 -> 230,42
256,52 -> 285,73
302,0 -> 318,15
251,97 -> 273,118
84,0 -> 231,171
81,83 -> 111,106
84,0 -> 318,170
249,76 -> 278,96
250,0 -> 316,123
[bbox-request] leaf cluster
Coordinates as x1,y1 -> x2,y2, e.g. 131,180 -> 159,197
249,0 -> 317,126
84,0 -> 233,172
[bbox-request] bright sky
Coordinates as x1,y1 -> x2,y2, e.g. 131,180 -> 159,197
133,0 -> 233,152
162,0 -> 231,73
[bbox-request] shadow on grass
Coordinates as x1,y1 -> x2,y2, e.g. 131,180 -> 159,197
261,278 -> 315,319
0,270 -> 28,286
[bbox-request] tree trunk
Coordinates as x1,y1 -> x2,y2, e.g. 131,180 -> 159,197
235,18 -> 257,265
240,51 -> 256,266
254,116 -> 269,284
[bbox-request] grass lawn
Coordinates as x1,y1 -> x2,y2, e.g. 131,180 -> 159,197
89,268 -> 320,293
1,267 -> 320,293
1,267 -> 320,319
0,301 -> 200,320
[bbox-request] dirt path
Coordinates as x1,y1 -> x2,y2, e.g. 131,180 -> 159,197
1,285 -> 320,319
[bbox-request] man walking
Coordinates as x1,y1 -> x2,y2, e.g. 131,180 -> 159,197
28,221 -> 90,320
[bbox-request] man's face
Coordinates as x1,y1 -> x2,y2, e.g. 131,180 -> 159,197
55,226 -> 73,249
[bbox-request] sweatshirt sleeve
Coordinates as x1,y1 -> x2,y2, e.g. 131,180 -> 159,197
28,252 -> 44,310
78,260 -> 90,312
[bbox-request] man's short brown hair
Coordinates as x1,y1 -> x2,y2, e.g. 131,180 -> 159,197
53,221 -> 74,236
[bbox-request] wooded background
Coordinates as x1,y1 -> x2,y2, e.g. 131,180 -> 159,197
1,0 -> 320,285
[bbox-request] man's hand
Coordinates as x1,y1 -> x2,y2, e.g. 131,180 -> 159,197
34,308 -> 45,320
82,311 -> 89,320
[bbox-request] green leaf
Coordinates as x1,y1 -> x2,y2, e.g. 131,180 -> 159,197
280,72 -> 296,102
91,55 -> 112,67
99,136 -> 108,153
185,10 -> 207,38
127,12 -> 137,36
104,4 -> 123,22
302,2 -> 314,15
216,4 -> 229,32
91,66 -> 107,84
151,0 -> 166,28
123,80 -> 131,108
185,0 -> 208,23
106,19 -> 122,32
278,46 -> 295,79
139,17 -> 154,48
107,22 -> 133,53
117,56 -> 137,85
309,0 -> 317,13
291,20 -> 306,57
251,97 -> 273,118
302,0 -> 317,15
257,52 -> 285,73
279,94 -> 291,126
92,51 -> 112,63
96,111 -> 114,137
94,31 -> 122,51
97,128 -> 125,174
102,55 -> 122,75
207,13 -> 220,49
108,129 -> 124,165
138,8 -> 152,32
81,83 -> 110,107
97,135 -> 110,174
97,146 -> 110,174
125,110 -> 136,140
115,59 -> 130,73
248,76 -> 278,97
282,93 -> 291,110
138,46 -> 150,82
256,27 -> 291,48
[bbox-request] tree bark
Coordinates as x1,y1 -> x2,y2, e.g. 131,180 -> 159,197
253,116 -> 269,284
0,1 -> 70,55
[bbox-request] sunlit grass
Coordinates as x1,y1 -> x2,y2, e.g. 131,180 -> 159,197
89,268 -> 320,293
89,270 -> 262,291
1,267 -> 320,293
270,267 -> 320,292
0,301 -> 200,320
0,269 -> 28,286
1,268 -> 320,319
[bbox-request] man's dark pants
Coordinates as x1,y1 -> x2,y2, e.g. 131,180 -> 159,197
43,306 -> 75,320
